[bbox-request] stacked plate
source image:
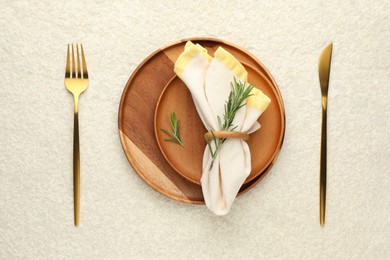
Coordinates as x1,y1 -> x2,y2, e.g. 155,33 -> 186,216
118,37 -> 285,204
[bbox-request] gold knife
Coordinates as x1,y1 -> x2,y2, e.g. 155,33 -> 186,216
318,43 -> 333,226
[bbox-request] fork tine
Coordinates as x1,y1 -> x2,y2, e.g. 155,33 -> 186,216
72,44 -> 75,78
81,44 -> 88,79
76,44 -> 81,78
65,44 -> 71,78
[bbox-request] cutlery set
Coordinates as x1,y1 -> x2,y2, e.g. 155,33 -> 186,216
64,42 -> 332,226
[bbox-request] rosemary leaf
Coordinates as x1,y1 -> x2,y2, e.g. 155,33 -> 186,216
160,112 -> 184,146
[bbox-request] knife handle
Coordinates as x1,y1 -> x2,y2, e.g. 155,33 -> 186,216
320,97 -> 327,226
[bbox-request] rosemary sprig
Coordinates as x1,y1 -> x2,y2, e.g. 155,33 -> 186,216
160,112 -> 184,146
206,77 -> 254,162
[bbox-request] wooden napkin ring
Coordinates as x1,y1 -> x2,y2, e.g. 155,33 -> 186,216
204,131 -> 249,141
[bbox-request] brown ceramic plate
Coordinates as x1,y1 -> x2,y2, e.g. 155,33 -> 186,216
118,37 -> 285,204
155,63 -> 284,185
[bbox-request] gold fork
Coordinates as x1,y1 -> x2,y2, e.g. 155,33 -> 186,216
64,44 -> 88,226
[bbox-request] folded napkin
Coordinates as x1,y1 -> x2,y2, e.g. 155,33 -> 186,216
174,42 -> 271,215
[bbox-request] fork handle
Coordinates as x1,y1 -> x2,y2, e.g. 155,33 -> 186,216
320,97 -> 327,226
73,96 -> 80,226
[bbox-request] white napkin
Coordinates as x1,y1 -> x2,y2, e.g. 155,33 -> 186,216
174,42 -> 271,215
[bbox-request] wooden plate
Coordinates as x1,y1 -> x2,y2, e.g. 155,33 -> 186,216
155,63 -> 284,185
118,37 -> 285,204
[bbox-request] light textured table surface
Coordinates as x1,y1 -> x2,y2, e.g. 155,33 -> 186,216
1,1 -> 389,259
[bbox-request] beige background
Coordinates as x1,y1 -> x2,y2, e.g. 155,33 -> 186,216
1,0 -> 389,259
